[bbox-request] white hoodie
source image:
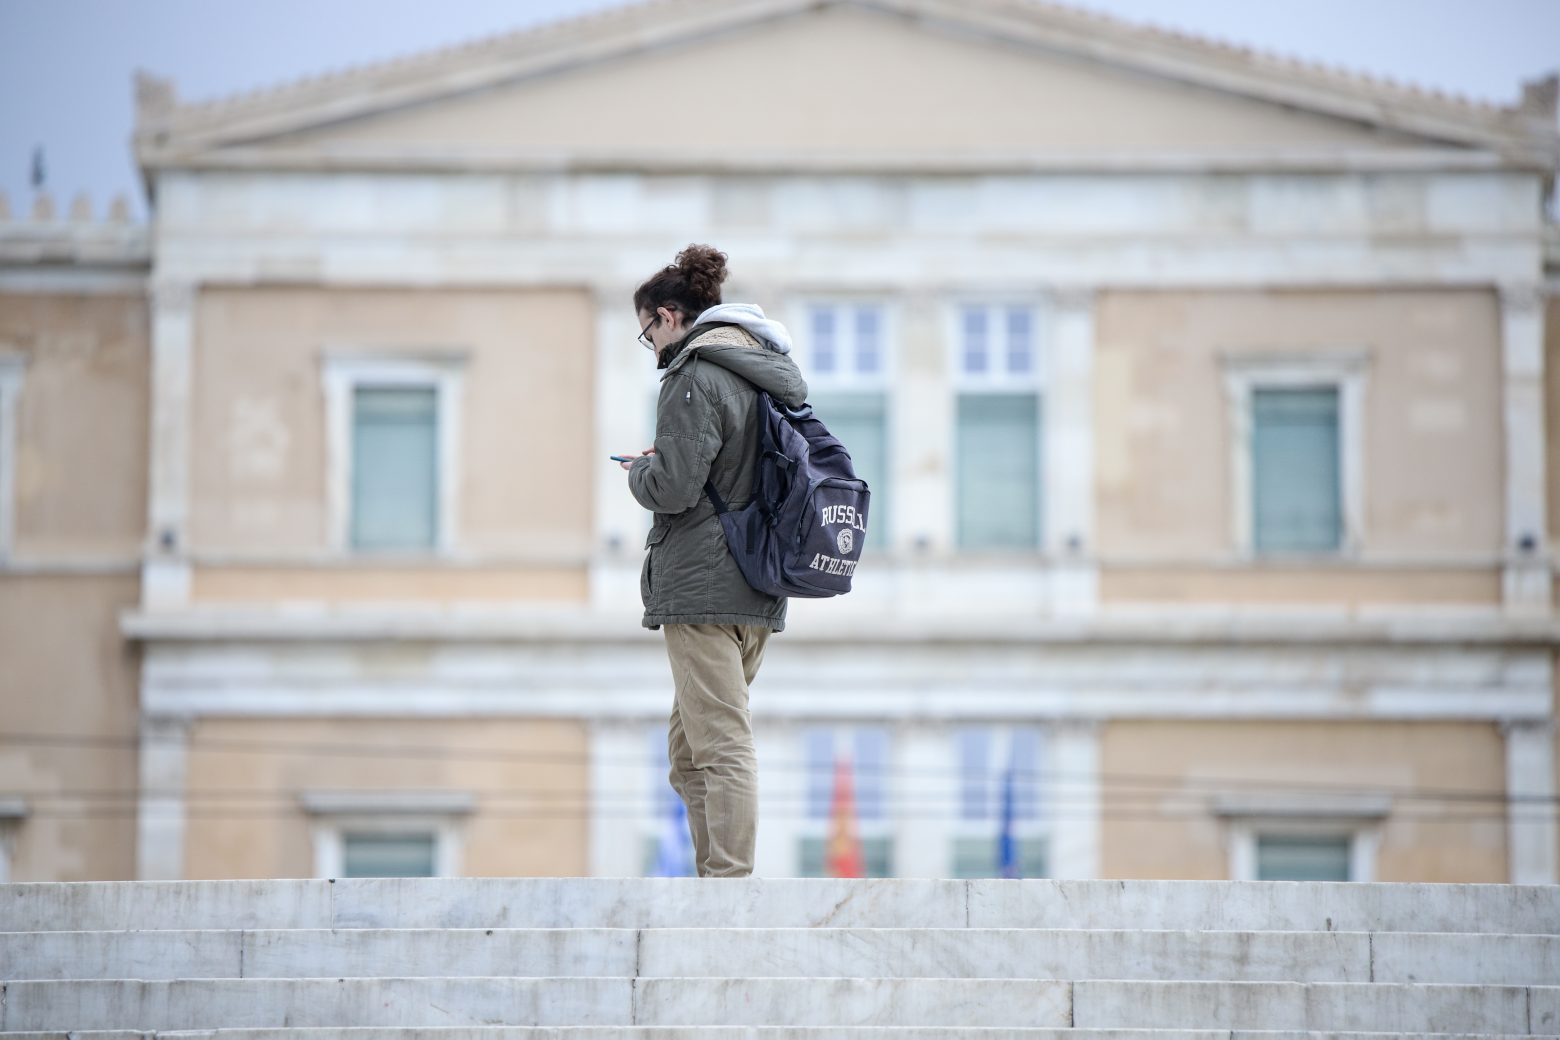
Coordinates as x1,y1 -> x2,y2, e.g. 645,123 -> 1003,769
693,302 -> 793,355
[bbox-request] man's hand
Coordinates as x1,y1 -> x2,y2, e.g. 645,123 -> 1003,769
618,446 -> 656,472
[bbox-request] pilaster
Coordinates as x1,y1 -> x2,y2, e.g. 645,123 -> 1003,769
1499,282 -> 1550,614
136,714 -> 190,880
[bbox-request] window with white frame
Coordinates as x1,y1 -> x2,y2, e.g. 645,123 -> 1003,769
1216,795 -> 1385,882
341,832 -> 439,877
797,303 -> 891,546
1255,833 -> 1352,881
951,726 -> 1048,878
1220,350 -> 1368,558
953,304 -> 1044,551
323,354 -> 465,555
301,791 -> 471,878
797,726 -> 893,877
0,354 -> 24,561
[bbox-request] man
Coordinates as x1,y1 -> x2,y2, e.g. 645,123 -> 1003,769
618,244 -> 807,877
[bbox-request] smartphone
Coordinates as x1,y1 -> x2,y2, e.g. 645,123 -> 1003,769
609,455 -> 635,463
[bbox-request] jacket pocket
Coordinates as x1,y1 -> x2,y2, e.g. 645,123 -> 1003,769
642,524 -> 669,605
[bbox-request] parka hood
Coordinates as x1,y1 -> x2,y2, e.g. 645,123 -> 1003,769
666,325 -> 809,410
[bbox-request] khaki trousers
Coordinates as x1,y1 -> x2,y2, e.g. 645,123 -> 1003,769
662,622 -> 771,878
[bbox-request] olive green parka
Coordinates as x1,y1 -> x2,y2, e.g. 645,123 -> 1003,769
628,323 -> 809,631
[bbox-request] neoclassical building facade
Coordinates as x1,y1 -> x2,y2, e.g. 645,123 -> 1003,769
3,0 -> 1558,884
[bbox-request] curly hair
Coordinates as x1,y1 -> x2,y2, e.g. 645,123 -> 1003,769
633,243 -> 728,322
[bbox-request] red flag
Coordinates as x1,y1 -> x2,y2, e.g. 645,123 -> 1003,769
825,754 -> 865,878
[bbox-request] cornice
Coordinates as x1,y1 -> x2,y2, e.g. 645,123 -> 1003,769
119,606 -> 1560,648
131,0 -> 1560,174
134,144 -> 1526,177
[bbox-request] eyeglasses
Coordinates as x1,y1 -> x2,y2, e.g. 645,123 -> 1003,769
637,315 -> 659,353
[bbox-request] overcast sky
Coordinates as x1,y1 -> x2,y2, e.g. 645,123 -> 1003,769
1,0 -> 1557,221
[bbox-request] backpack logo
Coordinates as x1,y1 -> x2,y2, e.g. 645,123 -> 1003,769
836,528 -> 854,555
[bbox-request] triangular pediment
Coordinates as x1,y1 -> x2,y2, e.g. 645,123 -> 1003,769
135,0 -> 1558,172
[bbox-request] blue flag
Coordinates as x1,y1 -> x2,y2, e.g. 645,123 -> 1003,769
997,755 -> 1018,879
652,793 -> 694,877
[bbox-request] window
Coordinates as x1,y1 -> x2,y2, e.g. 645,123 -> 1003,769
954,304 -> 1044,551
951,836 -> 1047,879
1252,387 -> 1341,553
798,726 -> 893,877
351,386 -> 439,550
806,304 -> 884,379
797,833 -> 895,878
301,790 -> 471,878
1220,350 -> 1368,558
0,354 -> 23,560
957,394 -> 1041,549
1255,834 -> 1351,881
811,394 -> 888,545
323,354 -> 465,555
951,726 -> 1048,878
958,304 -> 1036,380
1217,795 -> 1386,882
341,832 -> 438,877
800,302 -> 891,546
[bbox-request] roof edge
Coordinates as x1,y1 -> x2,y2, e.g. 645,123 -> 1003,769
131,0 -> 1560,170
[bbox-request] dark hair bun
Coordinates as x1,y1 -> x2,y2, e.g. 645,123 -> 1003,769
675,244 -> 728,304
633,243 -> 728,318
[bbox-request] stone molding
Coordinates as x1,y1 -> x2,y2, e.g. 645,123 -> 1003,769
132,0 -> 1559,171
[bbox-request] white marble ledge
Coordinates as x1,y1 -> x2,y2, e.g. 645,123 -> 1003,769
118,604 -> 1560,647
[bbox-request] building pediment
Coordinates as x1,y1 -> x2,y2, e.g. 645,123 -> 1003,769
133,0 -> 1558,175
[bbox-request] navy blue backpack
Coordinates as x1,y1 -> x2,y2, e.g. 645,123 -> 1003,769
703,390 -> 870,598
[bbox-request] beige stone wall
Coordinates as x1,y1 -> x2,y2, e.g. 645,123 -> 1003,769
187,285 -> 594,599
271,6 -> 1423,159
1099,720 -> 1508,883
0,574 -> 142,881
0,289 -> 147,881
1095,289 -> 1504,602
182,717 -> 590,879
0,292 -> 150,558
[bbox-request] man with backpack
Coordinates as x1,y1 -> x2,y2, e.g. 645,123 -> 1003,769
617,244 -> 811,878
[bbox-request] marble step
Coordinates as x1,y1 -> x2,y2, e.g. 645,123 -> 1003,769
0,979 -> 1554,1033
4,878 -> 1557,934
0,1035 -> 1553,1040
4,927 -> 1557,986
2,1031 -> 1555,1040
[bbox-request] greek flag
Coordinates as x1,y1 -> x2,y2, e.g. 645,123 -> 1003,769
997,756 -> 1018,879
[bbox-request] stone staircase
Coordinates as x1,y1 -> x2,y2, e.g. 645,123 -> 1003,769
1,877 -> 1557,1037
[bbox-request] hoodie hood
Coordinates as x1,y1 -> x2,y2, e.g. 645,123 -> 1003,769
668,325 -> 809,410
693,303 -> 793,354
